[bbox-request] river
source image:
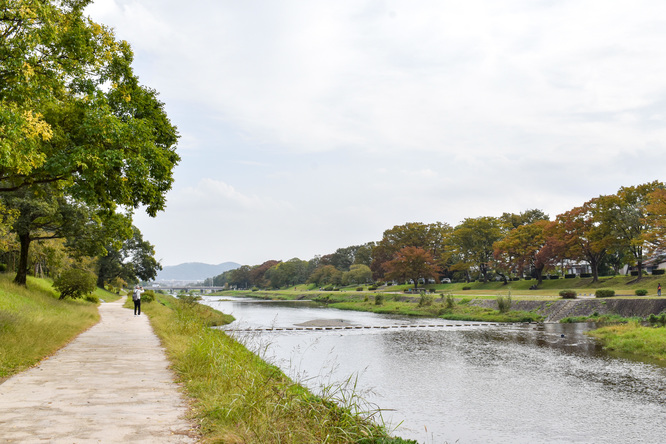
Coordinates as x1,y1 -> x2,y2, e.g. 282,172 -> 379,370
203,296 -> 666,444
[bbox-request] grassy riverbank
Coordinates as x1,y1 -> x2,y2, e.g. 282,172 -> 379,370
143,293 -> 412,443
0,273 -> 109,380
587,322 -> 666,361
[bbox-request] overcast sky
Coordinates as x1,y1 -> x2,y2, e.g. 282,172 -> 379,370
86,0 -> 666,267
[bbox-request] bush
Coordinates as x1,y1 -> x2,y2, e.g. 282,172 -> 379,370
83,294 -> 100,303
564,274 -> 576,279
548,275 -> 560,280
631,270 -> 639,276
141,290 -> 156,303
496,294 -> 512,313
418,293 -> 434,307
53,268 -> 97,300
559,290 -> 577,299
0,264 -> 6,272
374,294 -> 384,305
444,293 -> 455,309
635,289 -> 648,296
652,269 -> 665,275
356,287 -> 363,291
580,273 -> 592,278
462,286 -> 472,291
368,285 -> 378,290
595,289 -> 615,298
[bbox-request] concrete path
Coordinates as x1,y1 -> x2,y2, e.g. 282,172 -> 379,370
0,297 -> 197,443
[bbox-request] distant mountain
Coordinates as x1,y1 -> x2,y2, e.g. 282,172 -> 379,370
155,262 -> 240,283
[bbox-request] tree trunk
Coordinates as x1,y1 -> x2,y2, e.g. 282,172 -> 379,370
14,233 -> 31,286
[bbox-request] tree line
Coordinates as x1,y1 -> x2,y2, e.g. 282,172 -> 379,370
0,1 -> 176,292
212,181 -> 666,290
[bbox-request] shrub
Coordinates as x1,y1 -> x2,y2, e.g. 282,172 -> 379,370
445,293 -> 455,309
564,274 -> 576,279
0,264 -> 6,272
462,286 -> 472,291
496,294 -> 512,313
595,289 -> 615,298
374,294 -> 384,305
418,293 -> 434,307
631,270 -> 639,276
324,286 -> 334,291
83,294 -> 100,303
523,277 -> 532,281
635,289 -> 648,296
652,269 -> 665,275
548,275 -> 560,280
53,268 -> 97,300
559,290 -> 577,299
580,273 -> 592,278
368,285 -> 378,290
141,290 -> 156,303
356,287 -> 363,291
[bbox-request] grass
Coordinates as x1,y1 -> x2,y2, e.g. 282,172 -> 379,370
587,322 -> 666,361
142,293 -> 404,443
0,273 -> 104,380
316,294 -> 543,323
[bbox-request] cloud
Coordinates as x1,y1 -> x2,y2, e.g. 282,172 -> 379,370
85,0 -> 666,266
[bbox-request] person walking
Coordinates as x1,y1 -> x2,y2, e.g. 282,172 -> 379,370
132,285 -> 144,316
658,283 -> 662,297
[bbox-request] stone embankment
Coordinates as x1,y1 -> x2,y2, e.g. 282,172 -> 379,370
471,298 -> 666,323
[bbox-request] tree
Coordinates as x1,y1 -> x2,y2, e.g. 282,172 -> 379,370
1,1 -> 179,286
552,198 -> 614,282
96,226 -> 161,288
644,188 -> 666,250
3,184 -> 118,285
449,217 -> 503,283
493,220 -> 560,285
342,264 -> 372,285
599,181 -> 665,280
371,222 -> 451,280
307,265 -> 343,287
248,260 -> 280,288
383,246 -> 440,291
228,265 -> 252,289
1,1 -> 180,215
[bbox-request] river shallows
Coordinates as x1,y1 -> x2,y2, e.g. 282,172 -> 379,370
205,297 -> 666,444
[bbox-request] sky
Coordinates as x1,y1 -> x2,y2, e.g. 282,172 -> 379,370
85,0 -> 666,267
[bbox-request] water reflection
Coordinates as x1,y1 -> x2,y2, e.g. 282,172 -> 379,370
205,297 -> 666,444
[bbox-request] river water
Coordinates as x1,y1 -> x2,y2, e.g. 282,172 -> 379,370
203,297 -> 666,444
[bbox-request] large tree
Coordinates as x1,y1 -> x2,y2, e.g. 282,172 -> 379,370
493,220 -> 560,286
1,1 -> 179,286
449,216 -> 503,283
371,222 -> 451,280
383,246 -> 440,291
552,198 -> 614,282
599,181 -> 665,280
96,226 -> 161,288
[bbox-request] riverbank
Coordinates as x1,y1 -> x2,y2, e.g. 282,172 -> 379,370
0,274 -> 106,380
143,293 -> 415,443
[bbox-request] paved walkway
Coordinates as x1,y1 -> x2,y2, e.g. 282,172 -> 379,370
0,297 -> 197,443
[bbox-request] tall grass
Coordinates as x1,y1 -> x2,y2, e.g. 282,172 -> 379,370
143,294 -> 396,443
0,273 -> 100,379
587,321 -> 666,360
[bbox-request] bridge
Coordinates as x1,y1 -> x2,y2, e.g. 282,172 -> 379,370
150,286 -> 226,293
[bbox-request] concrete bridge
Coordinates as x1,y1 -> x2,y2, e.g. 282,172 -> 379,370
151,286 -> 226,293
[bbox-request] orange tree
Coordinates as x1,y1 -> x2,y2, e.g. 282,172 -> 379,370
383,246 -> 440,291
